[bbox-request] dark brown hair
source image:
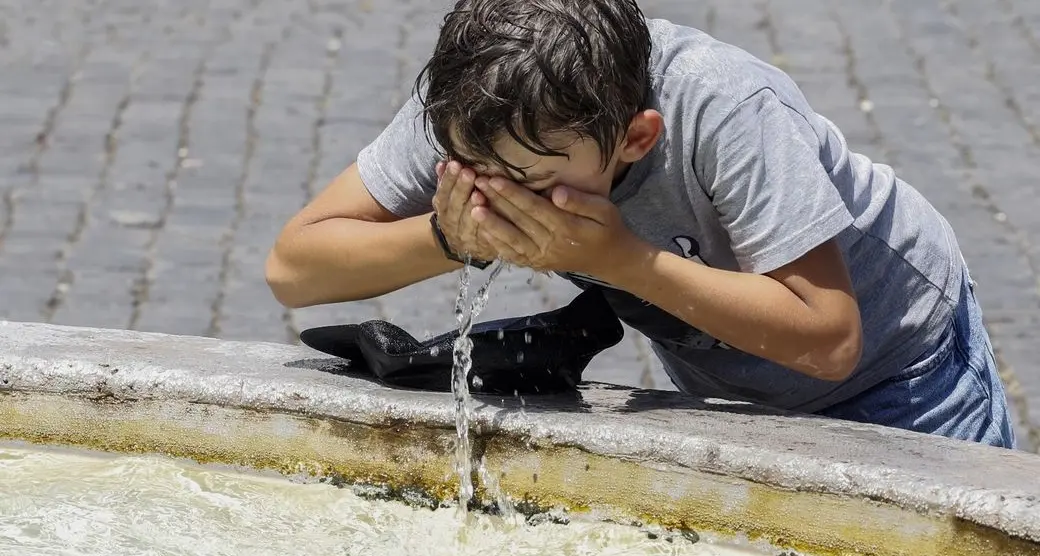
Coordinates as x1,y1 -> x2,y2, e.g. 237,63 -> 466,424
414,0 -> 653,176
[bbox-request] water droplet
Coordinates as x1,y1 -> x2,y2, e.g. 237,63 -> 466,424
430,346 -> 440,357
516,352 -> 525,363
497,329 -> 505,340
524,332 -> 532,344
471,375 -> 483,389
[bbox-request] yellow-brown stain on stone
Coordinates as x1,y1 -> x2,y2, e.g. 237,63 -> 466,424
0,392 -> 461,503
482,436 -> 1040,556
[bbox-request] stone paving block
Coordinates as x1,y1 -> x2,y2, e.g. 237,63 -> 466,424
315,123 -> 386,187
217,279 -> 290,342
0,144 -> 33,177
1,196 -> 79,249
987,310 -> 1040,448
950,0 -> 1040,134
134,305 -> 216,338
706,0 -> 772,63
641,0 -> 708,29
163,201 -> 236,238
188,101 -> 250,142
118,101 -> 185,147
0,248 -> 61,283
0,277 -> 51,324
292,299 -> 386,335
1010,0 -> 1040,23
133,262 -> 223,333
49,268 -> 137,330
93,185 -> 168,228
34,146 -> 107,182
378,273 -> 468,338
0,224 -> 64,262
64,216 -> 151,268
584,331 -> 652,390
150,230 -> 227,274
0,96 -> 62,129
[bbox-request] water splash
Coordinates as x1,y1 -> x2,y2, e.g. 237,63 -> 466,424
451,259 -> 505,519
476,456 -> 517,520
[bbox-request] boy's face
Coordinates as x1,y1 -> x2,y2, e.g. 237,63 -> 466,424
451,110 -> 663,199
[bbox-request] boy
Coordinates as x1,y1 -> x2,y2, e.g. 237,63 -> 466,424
266,0 -> 1017,449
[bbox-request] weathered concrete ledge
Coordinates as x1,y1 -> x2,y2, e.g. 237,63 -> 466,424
2,321 -> 1040,555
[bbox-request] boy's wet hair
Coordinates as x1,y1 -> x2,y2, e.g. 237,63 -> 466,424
414,0 -> 653,177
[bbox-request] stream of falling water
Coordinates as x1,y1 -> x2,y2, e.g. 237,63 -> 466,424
451,259 -> 508,519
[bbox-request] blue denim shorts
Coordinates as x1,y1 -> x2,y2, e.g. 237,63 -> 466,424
817,268 -> 1018,450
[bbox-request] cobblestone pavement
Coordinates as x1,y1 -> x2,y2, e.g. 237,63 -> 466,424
2,0 -> 1039,449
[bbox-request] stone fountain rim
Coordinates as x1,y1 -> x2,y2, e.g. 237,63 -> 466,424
0,320 -> 1038,546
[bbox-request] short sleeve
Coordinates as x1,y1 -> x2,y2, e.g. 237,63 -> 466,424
355,93 -> 443,218
698,88 -> 854,274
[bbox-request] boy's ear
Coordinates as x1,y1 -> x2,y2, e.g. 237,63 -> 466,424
618,110 -> 664,163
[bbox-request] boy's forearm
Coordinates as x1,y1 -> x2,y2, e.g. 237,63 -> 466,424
600,243 -> 862,381
266,213 -> 462,308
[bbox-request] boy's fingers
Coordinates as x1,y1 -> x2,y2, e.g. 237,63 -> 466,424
486,177 -> 557,217
551,186 -> 610,224
457,200 -> 484,254
482,230 -> 524,265
476,179 -> 553,241
448,168 -> 478,229
432,161 -> 460,213
473,206 -> 538,258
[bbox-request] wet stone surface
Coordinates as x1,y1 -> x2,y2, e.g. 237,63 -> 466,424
0,0 -> 1038,449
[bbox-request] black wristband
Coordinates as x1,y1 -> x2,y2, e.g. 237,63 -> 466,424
430,213 -> 493,270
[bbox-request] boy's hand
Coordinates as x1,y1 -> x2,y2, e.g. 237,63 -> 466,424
472,177 -> 647,278
431,161 -> 497,261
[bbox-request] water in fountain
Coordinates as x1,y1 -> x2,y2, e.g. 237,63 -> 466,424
0,444 -> 767,555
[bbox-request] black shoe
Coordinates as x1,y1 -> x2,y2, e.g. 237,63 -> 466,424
299,287 -> 623,395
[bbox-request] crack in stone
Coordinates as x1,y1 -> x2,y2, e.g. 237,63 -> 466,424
0,46 -> 91,256
44,57 -> 147,324
208,41 -> 275,339
128,7 -> 224,332
129,0 -> 270,335
941,0 -> 1040,150
281,17 -> 346,345
705,5 -> 717,36
209,14 -> 296,339
829,9 -> 895,165
992,344 -> 1040,452
999,0 -> 1040,58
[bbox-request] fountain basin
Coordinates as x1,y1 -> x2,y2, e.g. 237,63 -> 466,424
1,321 -> 1039,555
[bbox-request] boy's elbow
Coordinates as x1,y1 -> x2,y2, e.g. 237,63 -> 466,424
818,319 -> 864,382
265,249 -> 309,309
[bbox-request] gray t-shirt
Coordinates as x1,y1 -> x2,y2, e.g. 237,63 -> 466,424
355,18 -> 965,413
